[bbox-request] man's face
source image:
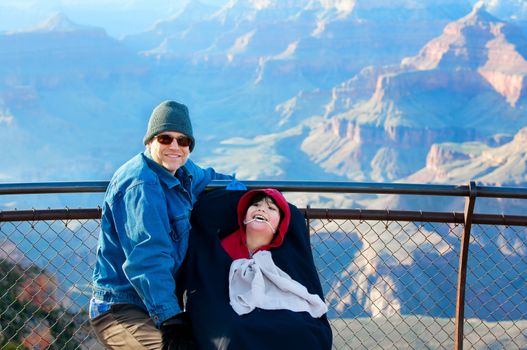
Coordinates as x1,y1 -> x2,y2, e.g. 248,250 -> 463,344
147,131 -> 190,174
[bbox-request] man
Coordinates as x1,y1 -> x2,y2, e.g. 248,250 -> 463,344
90,100 -> 232,349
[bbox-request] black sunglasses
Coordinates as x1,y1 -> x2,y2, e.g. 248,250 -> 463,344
155,134 -> 192,147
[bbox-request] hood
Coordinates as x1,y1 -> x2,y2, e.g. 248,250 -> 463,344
237,188 -> 291,249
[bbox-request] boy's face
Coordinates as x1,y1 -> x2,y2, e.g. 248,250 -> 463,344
244,197 -> 281,238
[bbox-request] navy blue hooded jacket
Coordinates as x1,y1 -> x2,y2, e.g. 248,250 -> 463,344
178,189 -> 332,350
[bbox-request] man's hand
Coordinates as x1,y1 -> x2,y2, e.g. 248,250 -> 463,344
160,312 -> 195,350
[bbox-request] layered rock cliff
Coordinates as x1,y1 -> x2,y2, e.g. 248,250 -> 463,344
299,3 -> 527,182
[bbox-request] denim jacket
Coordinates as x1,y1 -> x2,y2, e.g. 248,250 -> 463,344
92,151 -> 231,326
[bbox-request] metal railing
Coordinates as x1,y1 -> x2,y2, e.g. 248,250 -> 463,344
0,180 -> 526,349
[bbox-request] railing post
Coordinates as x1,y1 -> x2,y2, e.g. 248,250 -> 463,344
455,181 -> 477,350
305,204 -> 311,232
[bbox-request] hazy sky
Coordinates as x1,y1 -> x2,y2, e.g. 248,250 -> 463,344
0,0 -> 226,38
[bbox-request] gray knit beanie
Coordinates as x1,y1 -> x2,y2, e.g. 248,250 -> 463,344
143,100 -> 195,151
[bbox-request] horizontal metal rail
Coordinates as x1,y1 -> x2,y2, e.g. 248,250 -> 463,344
0,208 -> 102,221
2,207 -> 527,226
1,180 -> 527,198
0,181 -> 109,195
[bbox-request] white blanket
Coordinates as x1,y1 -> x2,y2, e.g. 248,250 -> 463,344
228,250 -> 328,318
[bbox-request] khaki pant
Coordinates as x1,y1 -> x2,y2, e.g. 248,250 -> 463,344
90,304 -> 162,350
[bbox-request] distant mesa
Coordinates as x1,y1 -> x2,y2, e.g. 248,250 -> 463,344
409,126 -> 527,186
9,12 -> 104,34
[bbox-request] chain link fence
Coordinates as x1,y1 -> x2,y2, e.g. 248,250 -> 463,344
0,218 -> 100,349
309,218 -> 527,349
1,214 -> 526,349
